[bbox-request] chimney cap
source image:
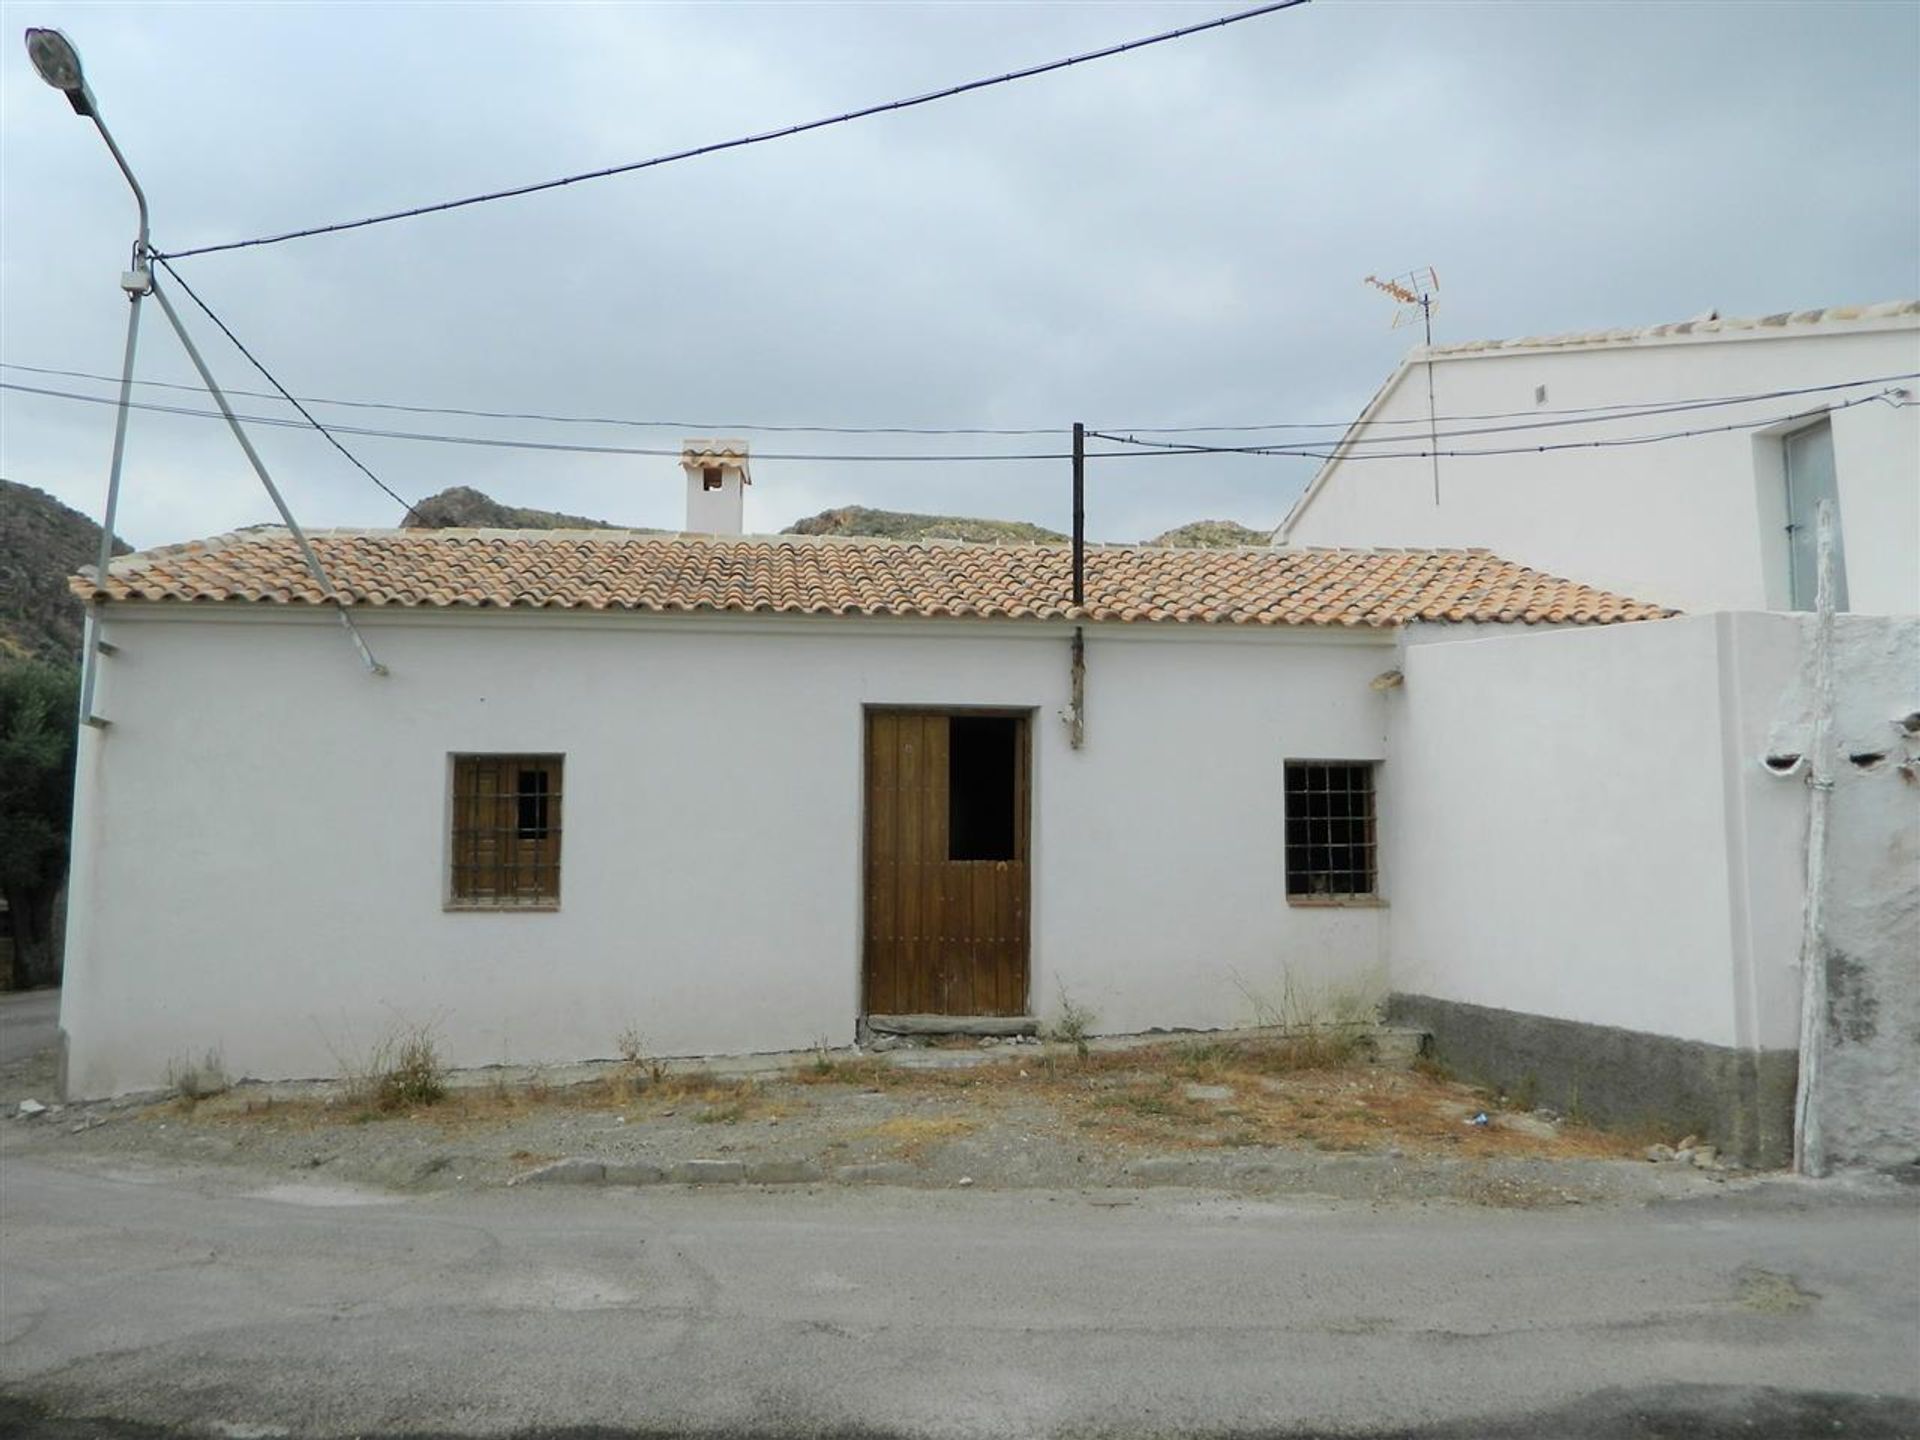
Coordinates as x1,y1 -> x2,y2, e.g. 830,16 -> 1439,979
679,438 -> 751,484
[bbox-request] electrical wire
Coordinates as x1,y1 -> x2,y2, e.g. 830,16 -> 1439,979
6,379 -> 1892,466
0,381 -> 1085,460
153,0 -> 1309,262
0,362 -> 1064,436
4,359 -> 1908,441
150,258 -> 421,521
1086,390 -> 1900,462
1099,376 -> 1918,451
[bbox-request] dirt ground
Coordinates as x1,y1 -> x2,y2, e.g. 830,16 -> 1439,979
0,1028 -> 1741,1209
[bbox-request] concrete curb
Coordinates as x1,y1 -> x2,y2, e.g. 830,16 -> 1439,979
510,1156 -> 852,1189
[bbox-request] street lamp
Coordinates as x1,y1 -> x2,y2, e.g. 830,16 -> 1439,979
25,26 -> 92,113
23,27 -> 387,687
24,27 -> 152,726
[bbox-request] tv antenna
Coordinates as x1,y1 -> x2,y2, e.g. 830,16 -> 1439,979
1365,267 -> 1443,503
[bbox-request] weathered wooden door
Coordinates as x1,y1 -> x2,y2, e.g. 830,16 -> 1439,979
863,710 -> 1030,1016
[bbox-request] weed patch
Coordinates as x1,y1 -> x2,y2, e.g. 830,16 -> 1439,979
1043,991 -> 1096,1061
855,1114 -> 978,1155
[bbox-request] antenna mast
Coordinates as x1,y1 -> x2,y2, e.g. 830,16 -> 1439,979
1365,267 -> 1442,504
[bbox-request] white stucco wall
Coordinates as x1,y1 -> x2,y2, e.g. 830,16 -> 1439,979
1383,614 -> 1809,1048
1280,319 -> 1920,615
60,608 -> 1398,1097
1386,603 -> 1918,1121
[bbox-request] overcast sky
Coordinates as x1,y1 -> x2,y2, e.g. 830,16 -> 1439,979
2,1 -> 1915,549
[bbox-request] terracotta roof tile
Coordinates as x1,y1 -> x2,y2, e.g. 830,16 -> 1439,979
70,529 -> 1675,628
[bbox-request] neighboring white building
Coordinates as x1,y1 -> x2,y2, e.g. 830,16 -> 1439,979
1276,301 -> 1920,615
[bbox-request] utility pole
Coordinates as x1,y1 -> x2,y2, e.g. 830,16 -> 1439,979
1068,422 -> 1086,750
1072,422 -> 1085,607
1793,498 -> 1838,1178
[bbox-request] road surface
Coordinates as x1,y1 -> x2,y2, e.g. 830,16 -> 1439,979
1,1152 -> 1915,1437
0,988 -> 58,1069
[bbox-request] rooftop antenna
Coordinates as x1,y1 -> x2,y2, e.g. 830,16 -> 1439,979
1365,267 -> 1442,504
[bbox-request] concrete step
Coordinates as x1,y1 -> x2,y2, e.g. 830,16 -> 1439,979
864,1014 -> 1040,1039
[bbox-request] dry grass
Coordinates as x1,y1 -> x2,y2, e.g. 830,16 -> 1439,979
172,1063 -> 807,1132
144,1032 -> 1643,1163
1016,1035 -> 1640,1160
853,1114 -> 979,1156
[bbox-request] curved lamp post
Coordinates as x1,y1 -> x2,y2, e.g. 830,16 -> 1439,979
25,27 -> 153,726
23,28 -> 384,699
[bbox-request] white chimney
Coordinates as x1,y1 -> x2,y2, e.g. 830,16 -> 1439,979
680,438 -> 751,535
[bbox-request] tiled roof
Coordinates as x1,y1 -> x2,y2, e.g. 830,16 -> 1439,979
71,529 -> 1674,628
1422,298 -> 1918,359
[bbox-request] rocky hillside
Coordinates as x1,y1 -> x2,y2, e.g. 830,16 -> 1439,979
402,486 -> 636,532
0,480 -> 129,665
783,506 -> 1066,545
1144,520 -> 1271,548
400,488 -> 1266,549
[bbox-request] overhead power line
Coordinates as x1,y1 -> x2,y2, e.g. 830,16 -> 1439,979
0,381 -> 1087,461
151,258 -> 420,520
1102,375 -> 1920,451
153,0 -> 1310,262
0,362 -> 1061,436
1086,389 -> 1905,462
7,380 -> 1897,466
4,360 -> 1907,440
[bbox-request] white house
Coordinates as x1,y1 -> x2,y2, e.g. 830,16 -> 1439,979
58,528 -> 1662,1094
1276,301 -> 1920,615
56,503 -> 1918,1169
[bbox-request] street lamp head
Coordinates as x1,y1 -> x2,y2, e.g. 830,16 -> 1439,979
24,28 -> 94,115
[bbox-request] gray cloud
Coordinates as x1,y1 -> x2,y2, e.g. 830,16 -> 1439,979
3,0 -> 1915,550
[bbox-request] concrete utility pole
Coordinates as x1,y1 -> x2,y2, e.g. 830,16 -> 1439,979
1792,498 -> 1838,1178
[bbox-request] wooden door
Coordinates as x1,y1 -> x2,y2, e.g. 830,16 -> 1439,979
863,710 -> 1029,1016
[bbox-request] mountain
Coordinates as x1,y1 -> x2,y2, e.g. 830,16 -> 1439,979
0,480 -> 130,666
1143,520 -> 1272,548
393,488 -> 1269,549
402,486 -> 639,532
783,506 -> 1066,544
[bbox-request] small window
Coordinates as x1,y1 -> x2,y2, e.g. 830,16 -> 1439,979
1284,762 -> 1376,901
949,715 -> 1019,861
702,465 -> 724,491
1783,420 -> 1849,612
451,755 -> 563,907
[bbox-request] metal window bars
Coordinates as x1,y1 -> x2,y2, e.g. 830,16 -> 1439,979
1283,762 -> 1377,898
451,755 -> 563,906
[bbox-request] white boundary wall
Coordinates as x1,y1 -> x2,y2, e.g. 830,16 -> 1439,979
1386,615 -> 1806,1049
61,609 -> 1398,1097
1386,614 -> 1918,1112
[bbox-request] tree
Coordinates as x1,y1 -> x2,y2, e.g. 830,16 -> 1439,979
0,661 -> 78,989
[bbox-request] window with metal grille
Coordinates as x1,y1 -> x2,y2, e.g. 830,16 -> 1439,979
1284,761 -> 1377,900
450,755 -> 563,907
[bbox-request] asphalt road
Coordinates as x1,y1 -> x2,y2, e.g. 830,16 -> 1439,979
2,1154 -> 1915,1439
0,990 -> 59,1069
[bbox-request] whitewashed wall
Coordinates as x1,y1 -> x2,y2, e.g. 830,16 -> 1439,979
1384,614 -> 1810,1048
60,609 -> 1397,1097
1386,612 -> 1919,1067
1280,318 -> 1920,615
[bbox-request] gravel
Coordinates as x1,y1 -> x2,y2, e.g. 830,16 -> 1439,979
0,1031 -> 1748,1210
